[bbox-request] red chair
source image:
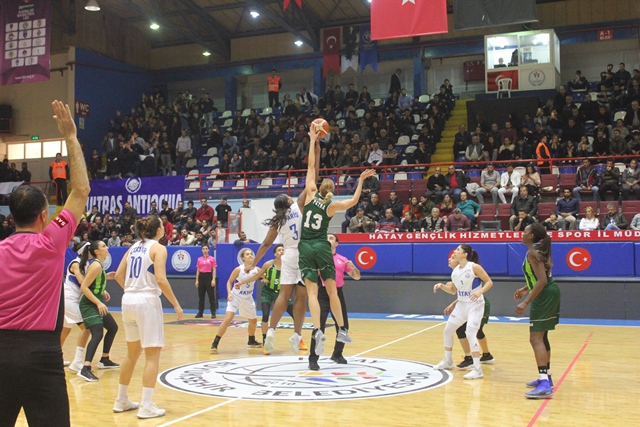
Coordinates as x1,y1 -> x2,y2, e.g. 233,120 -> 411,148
621,200 -> 640,218
394,180 -> 411,203
380,180 -> 394,192
578,201 -> 598,218
537,202 -> 556,220
497,203 -> 513,230
411,179 -> 428,199
558,174 -> 575,189
540,174 -> 559,200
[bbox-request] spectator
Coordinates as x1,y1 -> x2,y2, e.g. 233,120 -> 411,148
578,206 -> 600,231
179,229 -> 196,246
426,166 -> 446,201
349,207 -> 375,233
620,158 -> 640,200
233,230 -> 257,246
404,196 -> 421,219
360,175 -> 380,201
465,135 -> 483,164
443,165 -> 470,203
497,137 -> 515,161
543,211 -> 563,231
49,152 -> 69,206
107,229 -> 121,247
599,159 -> 621,201
600,203 -> 628,230
498,163 -> 521,204
417,195 -> 436,219
421,207 -> 444,232
501,121 -> 518,145
20,162 -> 31,183
509,186 -> 538,229
438,193 -> 456,219
175,129 -> 191,175
556,188 -> 579,229
382,190 -> 404,219
0,219 -> 15,240
267,69 -> 281,108
195,198 -> 214,225
614,62 -> 631,87
476,163 -> 500,204
630,213 -> 640,230
453,125 -> 471,158
512,209 -> 536,232
364,193 -> 383,223
376,208 -> 400,233
573,158 -> 599,201
389,68 -> 402,96
400,210 -> 420,232
381,143 -> 398,168
444,208 -> 470,232
456,191 -> 481,228
568,70 -> 588,91
625,100 -> 640,131
215,196 -> 232,227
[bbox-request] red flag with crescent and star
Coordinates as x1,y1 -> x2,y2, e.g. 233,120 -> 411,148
371,0 -> 448,40
323,27 -> 341,77
283,0 -> 302,10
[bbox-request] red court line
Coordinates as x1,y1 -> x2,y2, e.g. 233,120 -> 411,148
527,331 -> 594,427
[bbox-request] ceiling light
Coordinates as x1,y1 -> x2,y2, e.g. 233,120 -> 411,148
203,51 -> 211,57
150,23 -> 160,30
294,40 -> 303,47
249,11 -> 260,18
85,0 -> 100,12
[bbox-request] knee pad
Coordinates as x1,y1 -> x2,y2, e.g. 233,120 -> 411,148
443,322 -> 459,348
476,324 -> 485,340
455,324 -> 467,339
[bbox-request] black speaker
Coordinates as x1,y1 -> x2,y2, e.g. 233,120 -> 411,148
0,105 -> 12,133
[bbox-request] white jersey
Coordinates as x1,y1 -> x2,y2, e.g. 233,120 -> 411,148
234,266 -> 259,298
63,257 -> 82,300
123,239 -> 162,296
278,202 -> 302,252
451,261 -> 484,304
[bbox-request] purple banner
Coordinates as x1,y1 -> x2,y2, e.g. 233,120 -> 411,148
1,0 -> 50,85
86,176 -> 185,216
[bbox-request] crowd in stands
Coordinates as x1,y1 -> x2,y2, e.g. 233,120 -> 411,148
0,160 -> 31,183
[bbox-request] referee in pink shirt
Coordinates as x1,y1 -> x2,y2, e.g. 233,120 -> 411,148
0,101 -> 90,427
312,233 -> 361,367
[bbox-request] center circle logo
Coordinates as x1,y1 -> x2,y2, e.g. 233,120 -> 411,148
102,253 -> 112,270
160,356 -> 452,401
355,247 -> 377,269
566,247 -> 591,271
171,249 -> 191,272
529,69 -> 546,86
125,177 -> 142,194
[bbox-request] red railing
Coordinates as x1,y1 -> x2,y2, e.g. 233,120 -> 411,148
182,154 -> 639,200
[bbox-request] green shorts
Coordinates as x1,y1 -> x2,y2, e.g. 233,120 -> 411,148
79,294 -> 105,329
298,239 -> 336,283
260,286 -> 279,305
529,281 -> 561,332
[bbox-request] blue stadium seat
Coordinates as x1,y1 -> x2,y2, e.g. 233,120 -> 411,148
467,169 -> 481,177
197,158 -> 207,167
408,172 -> 422,180
223,180 -> 235,187
274,178 -> 286,185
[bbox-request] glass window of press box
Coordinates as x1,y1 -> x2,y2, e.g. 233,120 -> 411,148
519,33 -> 550,65
487,35 -> 518,69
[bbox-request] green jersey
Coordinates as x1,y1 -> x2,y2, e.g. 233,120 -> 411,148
301,193 -> 332,241
522,256 -> 555,291
264,264 -> 281,292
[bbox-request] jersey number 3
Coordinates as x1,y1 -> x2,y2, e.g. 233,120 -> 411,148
289,223 -> 299,240
304,211 -> 322,230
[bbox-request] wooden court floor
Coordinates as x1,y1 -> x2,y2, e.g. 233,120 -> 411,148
14,314 -> 640,427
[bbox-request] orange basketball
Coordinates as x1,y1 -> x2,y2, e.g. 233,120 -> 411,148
311,118 -> 330,137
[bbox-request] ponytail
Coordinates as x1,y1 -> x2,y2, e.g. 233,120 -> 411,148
264,194 -> 290,229
459,244 -> 480,264
316,179 -> 335,205
79,240 -> 101,273
530,222 -> 553,271
136,215 -> 162,242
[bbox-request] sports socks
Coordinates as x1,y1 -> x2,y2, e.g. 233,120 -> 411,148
141,387 -> 155,406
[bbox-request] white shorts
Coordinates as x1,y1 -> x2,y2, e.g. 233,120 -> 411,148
63,297 -> 83,329
448,300 -> 485,330
227,294 -> 257,319
280,250 -> 301,285
121,293 -> 164,348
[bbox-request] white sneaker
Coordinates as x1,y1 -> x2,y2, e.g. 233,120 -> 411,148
336,329 -> 353,344
264,329 -> 275,353
313,330 -> 326,355
113,399 -> 139,413
434,359 -> 455,370
463,368 -> 484,380
289,333 -> 301,354
137,403 -> 166,419
68,360 -> 83,373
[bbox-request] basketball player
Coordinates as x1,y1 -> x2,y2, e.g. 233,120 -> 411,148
441,256 -> 494,369
248,140 -> 323,355
77,241 -> 119,382
113,216 -> 183,419
0,101 -> 89,427
310,233 -> 361,367
433,245 -> 494,380
60,243 -> 91,373
300,127 -> 375,369
515,223 -> 560,399
210,248 -> 262,353
195,244 -> 217,319
235,244 -> 297,355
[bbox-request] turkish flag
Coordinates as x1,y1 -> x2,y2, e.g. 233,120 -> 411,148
487,70 -> 519,91
323,27 -> 341,77
283,0 -> 302,10
371,0 -> 448,40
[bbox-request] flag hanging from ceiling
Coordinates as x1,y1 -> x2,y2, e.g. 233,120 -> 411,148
371,0 -> 448,41
283,0 -> 302,10
322,27 -> 341,77
341,26 -> 359,73
1,0 -> 51,85
359,24 -> 378,73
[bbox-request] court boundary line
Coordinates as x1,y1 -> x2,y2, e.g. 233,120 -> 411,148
156,321 -> 446,425
527,331 -> 593,427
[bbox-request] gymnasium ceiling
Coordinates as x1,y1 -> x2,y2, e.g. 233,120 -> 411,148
82,0 -> 562,60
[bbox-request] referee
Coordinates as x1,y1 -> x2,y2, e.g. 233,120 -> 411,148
0,101 -> 90,427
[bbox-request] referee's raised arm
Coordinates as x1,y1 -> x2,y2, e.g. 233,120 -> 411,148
52,101 -> 91,224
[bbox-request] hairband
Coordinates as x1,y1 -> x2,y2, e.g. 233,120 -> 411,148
77,242 -> 90,255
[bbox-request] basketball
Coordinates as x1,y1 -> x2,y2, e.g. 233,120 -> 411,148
311,118 -> 330,137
